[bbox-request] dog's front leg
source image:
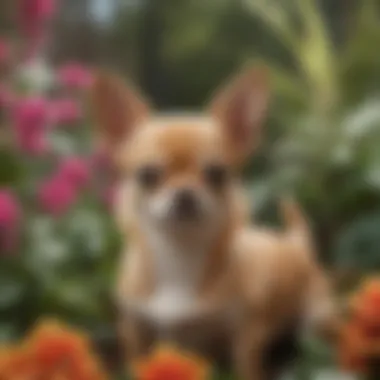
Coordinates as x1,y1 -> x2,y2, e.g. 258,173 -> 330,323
233,320 -> 267,380
118,314 -> 153,365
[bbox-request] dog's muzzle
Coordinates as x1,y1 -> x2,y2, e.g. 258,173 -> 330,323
171,188 -> 201,221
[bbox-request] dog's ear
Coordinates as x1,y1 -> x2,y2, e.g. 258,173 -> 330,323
209,66 -> 270,165
90,72 -> 149,153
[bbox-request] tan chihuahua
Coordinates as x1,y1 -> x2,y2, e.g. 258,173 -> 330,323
90,67 -> 336,379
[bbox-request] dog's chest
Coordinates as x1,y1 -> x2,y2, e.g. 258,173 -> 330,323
144,242 -> 208,328
153,241 -> 206,291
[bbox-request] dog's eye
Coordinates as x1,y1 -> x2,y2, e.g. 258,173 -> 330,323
204,164 -> 228,189
137,165 -> 162,188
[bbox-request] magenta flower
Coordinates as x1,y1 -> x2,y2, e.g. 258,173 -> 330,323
19,0 -> 56,37
38,176 -> 76,216
0,39 -> 10,65
0,190 -> 20,228
0,190 -> 21,253
57,63 -> 93,90
58,157 -> 90,190
13,98 -> 48,130
18,0 -> 56,58
50,98 -> 82,125
18,134 -> 48,155
13,97 -> 50,155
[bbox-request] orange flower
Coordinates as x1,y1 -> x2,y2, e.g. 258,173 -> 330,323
132,345 -> 210,380
340,277 -> 380,373
25,318 -> 107,380
352,279 -> 380,323
0,346 -> 38,379
27,319 -> 88,368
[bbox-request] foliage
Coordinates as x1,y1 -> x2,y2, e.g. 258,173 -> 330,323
241,0 -> 380,270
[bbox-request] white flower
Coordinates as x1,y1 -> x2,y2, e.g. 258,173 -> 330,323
16,57 -> 53,93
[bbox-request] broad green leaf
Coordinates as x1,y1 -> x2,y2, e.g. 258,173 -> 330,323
0,279 -> 26,310
0,149 -> 23,185
334,212 -> 380,272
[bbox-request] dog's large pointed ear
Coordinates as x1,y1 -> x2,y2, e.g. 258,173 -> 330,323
209,66 -> 270,165
90,72 -> 149,153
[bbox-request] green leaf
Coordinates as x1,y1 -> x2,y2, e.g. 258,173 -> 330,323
0,322 -> 18,343
0,149 -> 23,185
334,212 -> 380,272
0,278 -> 26,310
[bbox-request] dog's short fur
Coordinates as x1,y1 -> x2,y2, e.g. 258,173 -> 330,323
90,68 -> 337,379
230,201 -> 339,379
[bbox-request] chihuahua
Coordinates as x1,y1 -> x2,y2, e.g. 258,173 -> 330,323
90,67 -> 337,379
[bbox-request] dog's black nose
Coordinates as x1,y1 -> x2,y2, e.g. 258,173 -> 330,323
174,189 -> 199,220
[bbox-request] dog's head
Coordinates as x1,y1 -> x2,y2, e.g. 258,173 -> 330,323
91,68 -> 270,241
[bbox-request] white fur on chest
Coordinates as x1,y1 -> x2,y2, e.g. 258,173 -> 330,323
139,232 -> 209,329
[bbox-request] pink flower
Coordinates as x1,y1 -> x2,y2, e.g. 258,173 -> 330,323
58,157 -> 90,190
13,97 -> 50,155
50,98 -> 82,125
0,190 -> 20,226
17,134 -> 48,155
19,0 -> 56,58
0,39 -> 10,64
19,0 -> 56,37
57,63 -> 93,90
0,190 -> 21,253
39,176 -> 76,216
13,97 -> 48,132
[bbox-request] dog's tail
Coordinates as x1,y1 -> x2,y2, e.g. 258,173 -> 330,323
280,198 -> 311,247
280,198 -> 309,234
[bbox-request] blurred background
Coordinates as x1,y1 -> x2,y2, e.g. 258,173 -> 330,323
0,0 -> 379,377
